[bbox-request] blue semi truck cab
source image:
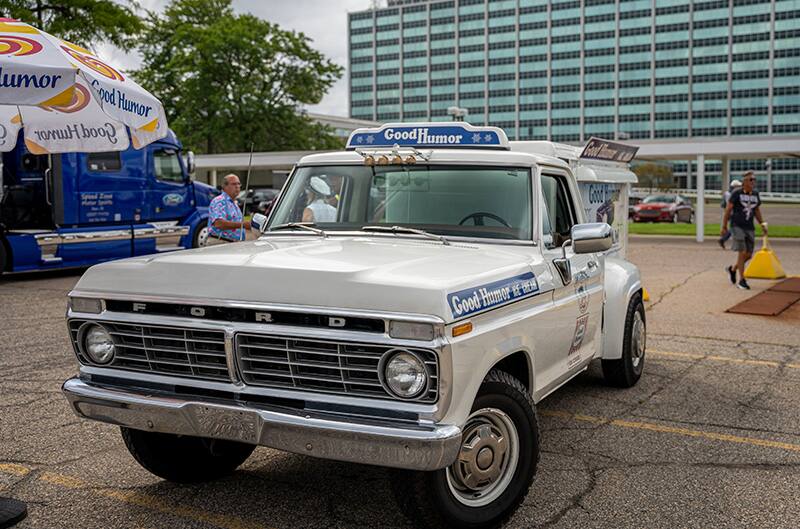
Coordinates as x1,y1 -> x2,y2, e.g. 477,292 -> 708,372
0,130 -> 218,275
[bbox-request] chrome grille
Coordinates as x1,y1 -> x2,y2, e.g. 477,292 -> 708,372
236,334 -> 439,402
69,320 -> 229,381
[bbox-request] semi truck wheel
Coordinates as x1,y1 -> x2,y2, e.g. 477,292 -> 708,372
120,427 -> 254,483
192,224 -> 209,248
392,370 -> 539,529
602,293 -> 646,388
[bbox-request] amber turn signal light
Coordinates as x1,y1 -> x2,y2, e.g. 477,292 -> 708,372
452,321 -> 473,337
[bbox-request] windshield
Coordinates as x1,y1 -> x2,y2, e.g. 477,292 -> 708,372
267,165 -> 533,240
643,195 -> 674,203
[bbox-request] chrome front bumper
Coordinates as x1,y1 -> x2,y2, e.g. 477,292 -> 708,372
62,377 -> 462,471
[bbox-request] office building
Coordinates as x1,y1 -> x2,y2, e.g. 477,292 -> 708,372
348,0 -> 800,192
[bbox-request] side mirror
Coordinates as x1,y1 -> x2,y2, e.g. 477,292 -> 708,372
184,150 -> 196,176
251,213 -> 267,233
571,223 -> 613,254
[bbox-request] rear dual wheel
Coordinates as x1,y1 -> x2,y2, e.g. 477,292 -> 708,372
392,370 -> 539,529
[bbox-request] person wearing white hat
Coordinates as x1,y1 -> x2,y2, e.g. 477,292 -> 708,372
718,178 -> 742,249
302,176 -> 337,223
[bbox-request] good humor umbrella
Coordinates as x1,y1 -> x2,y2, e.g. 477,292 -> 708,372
0,17 -> 168,154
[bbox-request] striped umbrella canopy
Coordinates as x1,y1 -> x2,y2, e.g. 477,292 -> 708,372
0,18 -> 167,154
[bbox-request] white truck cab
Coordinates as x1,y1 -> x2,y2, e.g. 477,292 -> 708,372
62,123 -> 644,529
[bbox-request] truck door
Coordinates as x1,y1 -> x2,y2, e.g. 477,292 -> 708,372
146,146 -> 193,222
537,170 -> 604,388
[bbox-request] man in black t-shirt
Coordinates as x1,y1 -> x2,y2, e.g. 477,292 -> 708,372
721,171 -> 767,290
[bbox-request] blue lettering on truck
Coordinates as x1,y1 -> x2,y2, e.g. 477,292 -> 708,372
448,272 -> 540,319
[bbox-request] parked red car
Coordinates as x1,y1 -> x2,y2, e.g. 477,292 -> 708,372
632,194 -> 694,223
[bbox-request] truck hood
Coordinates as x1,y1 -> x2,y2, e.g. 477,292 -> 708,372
74,235 -> 538,322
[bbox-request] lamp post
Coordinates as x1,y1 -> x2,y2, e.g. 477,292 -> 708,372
447,106 -> 469,122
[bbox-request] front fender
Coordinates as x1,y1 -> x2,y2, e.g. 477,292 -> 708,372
601,257 -> 642,360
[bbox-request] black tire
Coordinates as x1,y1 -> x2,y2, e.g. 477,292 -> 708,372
602,293 -> 646,388
120,427 -> 255,483
391,370 -> 539,529
192,223 -> 208,248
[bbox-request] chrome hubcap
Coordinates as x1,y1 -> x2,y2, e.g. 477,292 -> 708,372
446,408 -> 519,507
197,226 -> 209,247
631,311 -> 646,369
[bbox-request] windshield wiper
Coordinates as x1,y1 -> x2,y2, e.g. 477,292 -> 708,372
361,225 -> 450,246
269,222 -> 327,238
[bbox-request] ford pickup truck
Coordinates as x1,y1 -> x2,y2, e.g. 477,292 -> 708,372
62,123 -> 644,529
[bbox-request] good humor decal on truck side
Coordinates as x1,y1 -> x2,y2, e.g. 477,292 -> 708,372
448,272 -> 540,319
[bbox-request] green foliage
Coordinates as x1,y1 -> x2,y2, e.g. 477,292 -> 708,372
134,0 -> 344,153
0,0 -> 142,51
633,162 -> 675,190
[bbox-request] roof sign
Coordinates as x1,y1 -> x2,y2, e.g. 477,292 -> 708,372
346,123 -> 510,150
580,137 -> 639,163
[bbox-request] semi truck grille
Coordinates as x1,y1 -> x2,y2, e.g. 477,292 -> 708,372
69,320 -> 229,381
235,334 -> 439,402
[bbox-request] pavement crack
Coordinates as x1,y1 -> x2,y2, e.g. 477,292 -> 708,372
534,461 -> 602,529
647,266 -> 711,310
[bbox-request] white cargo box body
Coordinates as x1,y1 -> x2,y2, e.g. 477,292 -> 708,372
511,141 -> 638,259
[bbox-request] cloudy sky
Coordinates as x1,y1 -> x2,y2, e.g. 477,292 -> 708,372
99,1 -> 375,117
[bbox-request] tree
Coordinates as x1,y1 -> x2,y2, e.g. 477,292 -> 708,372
0,0 -> 143,51
633,162 -> 675,190
134,0 -> 344,154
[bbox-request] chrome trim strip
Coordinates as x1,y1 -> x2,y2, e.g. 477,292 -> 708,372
68,311 -> 443,349
35,230 -> 131,246
133,226 -> 190,239
63,377 -> 461,471
224,329 -> 242,386
67,291 -> 445,327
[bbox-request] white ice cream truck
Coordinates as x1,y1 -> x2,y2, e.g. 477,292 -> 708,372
62,123 -> 643,529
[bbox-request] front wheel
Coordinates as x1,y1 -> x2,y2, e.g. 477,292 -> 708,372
602,293 -> 646,388
392,370 -> 539,529
192,224 -> 209,248
120,427 -> 255,483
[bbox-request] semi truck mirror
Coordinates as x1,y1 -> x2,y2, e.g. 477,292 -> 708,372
184,151 -> 196,176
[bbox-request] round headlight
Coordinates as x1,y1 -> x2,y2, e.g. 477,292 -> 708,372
383,350 -> 427,399
81,324 -> 115,364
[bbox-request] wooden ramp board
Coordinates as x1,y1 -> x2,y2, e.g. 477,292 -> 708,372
726,291 -> 800,316
769,277 -> 800,294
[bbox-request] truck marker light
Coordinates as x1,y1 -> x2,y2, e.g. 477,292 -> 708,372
452,322 -> 473,337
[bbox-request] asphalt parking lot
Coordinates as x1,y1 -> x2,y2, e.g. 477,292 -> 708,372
1,237 -> 799,529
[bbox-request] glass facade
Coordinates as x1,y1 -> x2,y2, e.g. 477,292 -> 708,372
349,0 -> 800,192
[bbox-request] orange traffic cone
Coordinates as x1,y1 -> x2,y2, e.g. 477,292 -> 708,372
744,235 -> 786,280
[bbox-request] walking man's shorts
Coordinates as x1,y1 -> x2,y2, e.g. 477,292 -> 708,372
731,226 -> 755,253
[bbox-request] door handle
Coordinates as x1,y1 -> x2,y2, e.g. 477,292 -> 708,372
587,260 -> 598,270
